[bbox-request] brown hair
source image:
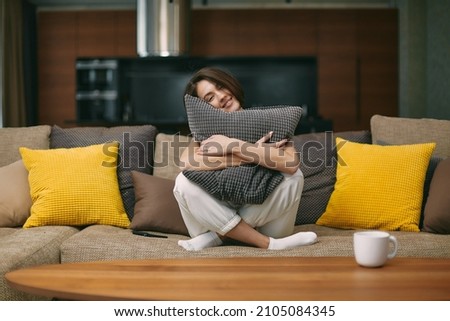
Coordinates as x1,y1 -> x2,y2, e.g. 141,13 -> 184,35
184,67 -> 245,107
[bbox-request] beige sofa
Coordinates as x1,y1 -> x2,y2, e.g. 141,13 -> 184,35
1,115 -> 449,300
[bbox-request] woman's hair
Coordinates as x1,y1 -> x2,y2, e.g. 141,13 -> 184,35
184,67 -> 245,107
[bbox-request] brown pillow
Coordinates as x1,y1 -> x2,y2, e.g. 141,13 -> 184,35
422,158 -> 450,234
130,171 -> 189,236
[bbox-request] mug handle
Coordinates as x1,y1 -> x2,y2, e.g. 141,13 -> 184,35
387,235 -> 398,259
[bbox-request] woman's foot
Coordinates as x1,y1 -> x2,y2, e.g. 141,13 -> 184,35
268,232 -> 317,250
178,231 -> 223,251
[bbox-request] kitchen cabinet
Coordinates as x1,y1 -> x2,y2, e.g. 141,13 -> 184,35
37,8 -> 397,131
318,9 -> 398,131
38,11 -> 77,127
37,10 -> 137,126
190,8 -> 398,132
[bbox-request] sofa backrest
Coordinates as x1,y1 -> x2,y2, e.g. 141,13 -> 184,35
0,125 -> 51,167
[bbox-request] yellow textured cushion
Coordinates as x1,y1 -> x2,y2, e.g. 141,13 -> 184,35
316,138 -> 435,232
20,142 -> 130,228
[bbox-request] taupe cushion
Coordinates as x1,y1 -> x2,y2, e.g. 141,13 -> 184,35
153,133 -> 192,180
423,158 -> 450,234
292,130 -> 372,225
0,160 -> 32,227
50,125 -> 158,219
130,171 -> 189,236
183,95 -> 302,205
371,114 -> 450,159
0,125 -> 51,167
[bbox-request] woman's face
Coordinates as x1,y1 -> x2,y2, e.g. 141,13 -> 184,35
195,79 -> 241,112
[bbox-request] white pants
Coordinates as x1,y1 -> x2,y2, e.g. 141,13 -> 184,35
173,169 -> 304,238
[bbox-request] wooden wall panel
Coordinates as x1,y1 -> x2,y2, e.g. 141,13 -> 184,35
116,10 -> 137,57
191,9 -> 318,57
318,10 -> 358,131
37,8 -> 397,131
235,10 -> 279,56
275,10 -> 318,56
37,10 -> 137,127
190,10 -> 239,56
357,9 -> 398,129
38,11 -> 77,126
77,11 -> 116,57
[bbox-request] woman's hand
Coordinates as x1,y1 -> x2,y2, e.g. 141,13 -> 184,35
256,131 -> 289,149
197,135 -> 241,156
181,132 -> 299,174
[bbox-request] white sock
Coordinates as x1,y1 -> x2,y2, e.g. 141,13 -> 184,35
178,231 -> 223,251
268,232 -> 317,250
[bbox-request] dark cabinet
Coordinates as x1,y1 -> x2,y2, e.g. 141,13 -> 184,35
37,10 -> 137,127
37,8 -> 397,131
190,8 -> 398,132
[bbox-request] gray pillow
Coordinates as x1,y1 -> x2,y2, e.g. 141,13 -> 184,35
182,95 -> 303,206
50,125 -> 158,219
292,130 -> 372,225
185,95 -> 302,143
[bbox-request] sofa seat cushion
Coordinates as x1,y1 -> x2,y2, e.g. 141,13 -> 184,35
0,226 -> 79,300
59,225 -> 450,264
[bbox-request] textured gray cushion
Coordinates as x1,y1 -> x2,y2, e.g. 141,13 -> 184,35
183,95 -> 303,205
50,125 -> 158,219
185,95 -> 302,143
292,130 -> 372,225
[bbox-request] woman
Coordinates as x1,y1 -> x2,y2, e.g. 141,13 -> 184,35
173,67 -> 317,251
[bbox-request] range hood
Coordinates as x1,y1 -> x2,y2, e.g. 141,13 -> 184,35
137,0 -> 191,57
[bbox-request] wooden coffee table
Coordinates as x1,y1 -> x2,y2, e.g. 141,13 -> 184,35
5,257 -> 450,301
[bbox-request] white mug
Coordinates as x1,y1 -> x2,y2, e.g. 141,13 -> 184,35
353,231 -> 398,268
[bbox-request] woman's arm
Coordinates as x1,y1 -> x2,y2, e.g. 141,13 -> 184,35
233,140 -> 299,174
179,140 -> 249,171
180,134 -> 300,174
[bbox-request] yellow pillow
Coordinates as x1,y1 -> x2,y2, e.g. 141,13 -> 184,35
316,138 -> 435,232
20,142 -> 130,228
